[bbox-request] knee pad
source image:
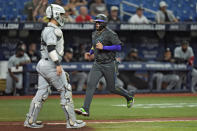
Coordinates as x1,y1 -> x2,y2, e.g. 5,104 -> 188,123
60,84 -> 72,106
33,88 -> 49,103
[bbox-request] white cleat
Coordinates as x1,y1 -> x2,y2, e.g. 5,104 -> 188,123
24,121 -> 44,128
67,120 -> 86,129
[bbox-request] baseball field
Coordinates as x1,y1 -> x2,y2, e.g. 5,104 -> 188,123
0,93 -> 197,131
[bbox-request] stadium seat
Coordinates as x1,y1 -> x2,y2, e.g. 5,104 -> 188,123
0,0 -> 196,22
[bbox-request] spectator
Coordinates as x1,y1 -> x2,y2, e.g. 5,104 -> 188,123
64,0 -> 87,19
24,0 -> 38,21
90,0 -> 108,17
174,41 -> 197,93
33,0 -> 48,22
119,48 -> 148,91
108,6 -> 121,23
155,1 -> 178,23
64,8 -> 76,23
27,43 -> 40,63
5,46 -> 31,96
128,7 -> 149,24
76,6 -> 93,23
63,48 -> 87,91
52,0 -> 64,6
151,48 -> 180,91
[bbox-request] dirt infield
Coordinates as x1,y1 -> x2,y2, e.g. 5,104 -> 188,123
0,93 -> 197,100
0,117 -> 197,131
0,125 -> 92,131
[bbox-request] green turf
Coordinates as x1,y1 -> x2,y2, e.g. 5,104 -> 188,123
0,96 -> 196,121
0,96 -> 197,130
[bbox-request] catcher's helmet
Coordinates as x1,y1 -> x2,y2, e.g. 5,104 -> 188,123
46,4 -> 65,26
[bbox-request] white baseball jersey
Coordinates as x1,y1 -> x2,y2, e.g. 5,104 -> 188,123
8,53 -> 30,70
174,46 -> 194,60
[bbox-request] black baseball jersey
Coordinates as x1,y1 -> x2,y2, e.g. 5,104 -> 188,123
92,27 -> 123,63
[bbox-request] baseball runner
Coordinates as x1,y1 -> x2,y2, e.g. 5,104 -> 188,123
24,4 -> 86,128
5,46 -> 30,95
174,41 -> 197,93
75,14 -> 135,117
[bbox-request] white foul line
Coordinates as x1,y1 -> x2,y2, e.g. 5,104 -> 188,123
0,119 -> 197,126
46,119 -> 197,125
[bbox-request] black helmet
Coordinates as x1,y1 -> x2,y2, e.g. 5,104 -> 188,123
94,14 -> 108,23
94,14 -> 108,30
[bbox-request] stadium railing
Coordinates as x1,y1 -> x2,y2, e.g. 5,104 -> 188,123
23,62 -> 192,95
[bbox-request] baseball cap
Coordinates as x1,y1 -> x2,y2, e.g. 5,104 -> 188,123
130,48 -> 138,53
181,40 -> 189,46
16,46 -> 25,52
165,48 -> 170,52
136,6 -> 144,11
111,6 -> 119,11
65,48 -> 73,53
159,1 -> 168,7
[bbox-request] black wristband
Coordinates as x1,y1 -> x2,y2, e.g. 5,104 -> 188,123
54,60 -> 60,66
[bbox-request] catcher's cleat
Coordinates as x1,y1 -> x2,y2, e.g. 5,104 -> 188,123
127,97 -> 135,108
67,120 -> 86,129
36,121 -> 42,125
24,121 -> 44,128
74,108 -> 89,116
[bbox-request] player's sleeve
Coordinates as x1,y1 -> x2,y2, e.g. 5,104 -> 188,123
8,57 -> 14,69
110,32 -> 123,46
189,47 -> 194,57
188,47 -> 194,65
102,32 -> 123,51
24,53 -> 31,62
89,46 -> 94,55
174,48 -> 180,58
89,32 -> 95,54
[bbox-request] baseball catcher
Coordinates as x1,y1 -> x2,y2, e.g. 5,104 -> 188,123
24,4 -> 86,128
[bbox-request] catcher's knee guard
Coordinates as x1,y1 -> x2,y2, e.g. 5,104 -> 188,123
60,84 -> 77,126
26,87 -> 50,124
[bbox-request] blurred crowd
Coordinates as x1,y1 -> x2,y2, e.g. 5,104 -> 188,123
2,0 -> 197,96
23,0 -> 179,24
4,40 -> 197,96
